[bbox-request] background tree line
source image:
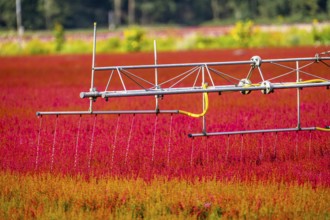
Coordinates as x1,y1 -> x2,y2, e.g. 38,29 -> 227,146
1,0 -> 330,30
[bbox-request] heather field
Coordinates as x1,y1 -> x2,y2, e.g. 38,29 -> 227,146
0,47 -> 329,218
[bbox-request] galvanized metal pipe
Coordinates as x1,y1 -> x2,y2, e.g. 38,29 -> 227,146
89,22 -> 97,112
154,40 -> 159,111
188,127 -> 317,137
296,61 -> 301,129
92,57 -> 330,71
36,110 -> 179,116
91,22 -> 97,92
80,81 -> 330,99
202,66 -> 206,134
94,60 -> 254,71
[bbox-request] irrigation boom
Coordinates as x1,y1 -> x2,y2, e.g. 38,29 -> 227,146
36,23 -> 330,137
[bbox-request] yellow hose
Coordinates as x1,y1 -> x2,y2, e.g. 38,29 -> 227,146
285,79 -> 328,86
316,127 -> 330,132
296,79 -> 327,84
242,83 -> 260,88
178,79 -> 328,118
179,83 -> 209,118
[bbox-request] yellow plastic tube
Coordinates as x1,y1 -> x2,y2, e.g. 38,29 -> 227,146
316,127 -> 330,132
179,83 -> 209,118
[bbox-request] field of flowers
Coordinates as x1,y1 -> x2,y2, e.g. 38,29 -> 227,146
0,46 -> 329,218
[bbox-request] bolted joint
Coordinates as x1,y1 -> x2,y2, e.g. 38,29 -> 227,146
155,85 -> 164,100
251,56 -> 262,68
155,94 -> 164,100
315,53 -> 320,63
89,87 -> 98,102
90,87 -> 97,92
238,79 -> 252,95
261,81 -> 274,94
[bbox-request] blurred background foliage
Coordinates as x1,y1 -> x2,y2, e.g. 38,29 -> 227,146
0,0 -> 329,30
0,0 -> 329,55
1,20 -> 329,56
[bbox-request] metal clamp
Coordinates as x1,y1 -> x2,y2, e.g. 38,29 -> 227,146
261,81 -> 273,94
89,87 -> 98,102
238,79 -> 252,95
251,56 -> 262,68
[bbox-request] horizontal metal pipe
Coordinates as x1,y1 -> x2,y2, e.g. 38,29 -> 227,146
263,57 -> 330,63
273,82 -> 330,89
80,81 -> 330,99
94,60 -> 254,71
36,111 -> 92,116
36,110 -> 179,116
93,56 -> 330,71
188,127 -> 317,137
95,57 -> 330,71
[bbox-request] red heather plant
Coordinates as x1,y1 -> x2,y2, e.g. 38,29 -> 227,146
0,48 -> 329,184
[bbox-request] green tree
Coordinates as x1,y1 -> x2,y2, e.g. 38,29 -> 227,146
22,0 -> 44,29
38,0 -> 61,29
0,0 -> 329,30
210,0 -> 232,21
290,0 -> 319,20
137,0 -> 177,25
53,22 -> 65,51
0,0 -> 43,30
227,0 -> 252,20
0,1 -> 16,29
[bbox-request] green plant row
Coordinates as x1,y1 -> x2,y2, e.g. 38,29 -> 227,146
1,21 -> 329,56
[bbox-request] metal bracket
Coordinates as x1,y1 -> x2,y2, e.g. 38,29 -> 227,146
251,55 -> 262,68
238,79 -> 252,95
261,81 -> 273,94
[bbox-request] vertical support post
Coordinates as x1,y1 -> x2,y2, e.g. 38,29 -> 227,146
154,40 -> 159,112
202,66 -> 206,134
108,11 -> 115,30
296,61 -> 301,129
16,0 -> 23,49
90,22 -> 97,113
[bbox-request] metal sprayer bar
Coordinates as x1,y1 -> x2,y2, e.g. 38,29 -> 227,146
93,57 -> 330,71
36,110 -> 179,116
35,23 -> 330,138
80,81 -> 330,98
189,127 -> 318,137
